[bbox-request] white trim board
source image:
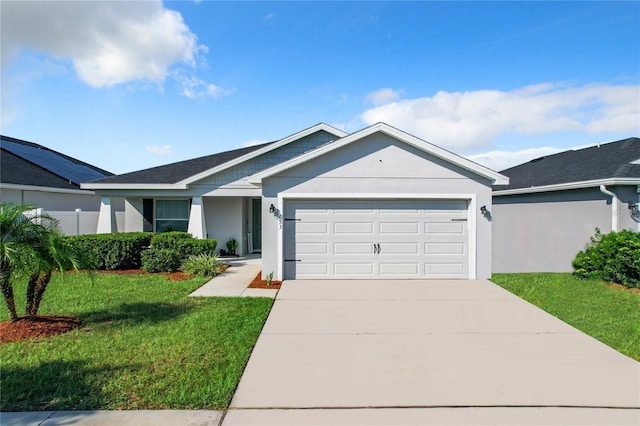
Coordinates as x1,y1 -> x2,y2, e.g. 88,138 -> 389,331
493,178 -> 640,196
0,183 -> 98,195
274,192 -> 477,281
82,183 -> 189,190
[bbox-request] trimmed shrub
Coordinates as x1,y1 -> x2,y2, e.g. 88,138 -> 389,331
151,232 -> 193,247
573,229 -> 640,288
151,232 -> 217,257
142,249 -> 181,273
180,254 -> 222,277
66,233 -> 153,270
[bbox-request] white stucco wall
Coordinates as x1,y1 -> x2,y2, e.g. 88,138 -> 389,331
124,198 -> 144,232
261,133 -> 494,280
204,197 -> 246,255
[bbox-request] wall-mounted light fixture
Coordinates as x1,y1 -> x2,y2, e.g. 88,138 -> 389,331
269,204 -> 276,214
629,203 -> 640,223
480,205 -> 487,215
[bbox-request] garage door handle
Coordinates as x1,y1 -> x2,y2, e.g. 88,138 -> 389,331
373,243 -> 378,254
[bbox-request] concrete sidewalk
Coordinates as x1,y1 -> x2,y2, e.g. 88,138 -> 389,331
189,255 -> 277,298
1,410 -> 223,426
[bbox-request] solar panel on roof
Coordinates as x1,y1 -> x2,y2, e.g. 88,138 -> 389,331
1,140 -> 108,184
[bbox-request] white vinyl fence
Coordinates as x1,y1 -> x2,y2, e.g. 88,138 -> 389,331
39,210 -> 125,236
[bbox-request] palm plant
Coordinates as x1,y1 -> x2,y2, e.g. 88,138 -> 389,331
0,203 -> 79,321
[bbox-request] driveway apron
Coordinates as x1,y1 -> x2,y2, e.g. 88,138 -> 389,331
227,279 -> 640,424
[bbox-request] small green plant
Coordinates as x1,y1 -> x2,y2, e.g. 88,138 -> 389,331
142,249 -> 181,273
226,237 -> 239,255
180,254 -> 222,277
573,228 -> 640,288
266,272 -> 274,286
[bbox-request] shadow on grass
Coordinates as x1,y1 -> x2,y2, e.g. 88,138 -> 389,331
0,359 -> 138,412
82,302 -> 193,326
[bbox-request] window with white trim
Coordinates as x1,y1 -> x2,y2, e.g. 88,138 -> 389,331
155,200 -> 190,233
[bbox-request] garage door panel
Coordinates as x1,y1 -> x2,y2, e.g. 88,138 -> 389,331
378,242 -> 419,255
334,222 -> 374,234
296,262 -> 329,276
334,242 -> 373,255
334,262 -> 374,276
378,222 -> 419,234
296,242 -> 328,254
379,262 -> 419,276
425,242 -> 466,254
425,262 -> 466,276
285,200 -> 469,279
425,222 -> 465,234
297,222 -> 328,234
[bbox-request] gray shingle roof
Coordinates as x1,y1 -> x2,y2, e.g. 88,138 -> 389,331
494,137 -> 640,191
92,141 -> 274,184
1,135 -> 113,189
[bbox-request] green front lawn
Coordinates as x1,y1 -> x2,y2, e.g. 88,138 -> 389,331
1,273 -> 273,411
491,273 -> 640,361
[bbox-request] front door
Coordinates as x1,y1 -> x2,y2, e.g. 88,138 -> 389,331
252,199 -> 262,252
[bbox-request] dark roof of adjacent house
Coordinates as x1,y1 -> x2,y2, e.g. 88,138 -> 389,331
0,135 -> 113,189
92,141 -> 275,185
494,137 -> 640,191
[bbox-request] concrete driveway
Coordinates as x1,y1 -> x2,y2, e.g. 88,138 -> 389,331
225,280 -> 640,425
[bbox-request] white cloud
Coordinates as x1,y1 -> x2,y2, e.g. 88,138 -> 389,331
146,144 -> 172,156
1,0 -> 223,96
175,73 -> 234,99
360,82 -> 639,153
365,88 -> 403,106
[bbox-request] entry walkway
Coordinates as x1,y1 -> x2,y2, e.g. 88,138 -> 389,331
227,279 -> 640,424
189,254 -> 277,298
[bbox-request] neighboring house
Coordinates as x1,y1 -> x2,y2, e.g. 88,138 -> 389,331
0,135 -> 124,235
83,123 -> 508,280
492,137 -> 640,273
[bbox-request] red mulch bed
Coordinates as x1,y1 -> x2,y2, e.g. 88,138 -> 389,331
1,315 -> 81,343
248,271 -> 282,289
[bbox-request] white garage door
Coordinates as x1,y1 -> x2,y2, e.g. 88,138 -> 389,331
283,200 -> 469,279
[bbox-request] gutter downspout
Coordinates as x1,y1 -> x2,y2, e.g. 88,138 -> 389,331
637,185 -> 640,232
599,185 -> 618,231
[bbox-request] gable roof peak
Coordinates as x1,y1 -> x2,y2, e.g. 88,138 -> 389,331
249,122 -> 509,185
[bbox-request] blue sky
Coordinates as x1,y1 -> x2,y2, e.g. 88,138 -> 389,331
2,1 -> 638,174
